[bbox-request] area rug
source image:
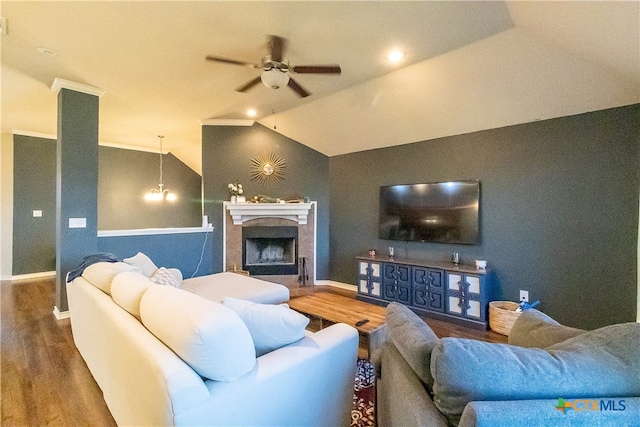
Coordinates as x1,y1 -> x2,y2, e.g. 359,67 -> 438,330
352,358 -> 375,426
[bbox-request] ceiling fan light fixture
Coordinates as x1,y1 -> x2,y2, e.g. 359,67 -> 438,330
386,49 -> 405,64
261,68 -> 289,90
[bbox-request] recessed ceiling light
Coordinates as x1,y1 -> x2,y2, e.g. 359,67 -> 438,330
246,109 -> 257,117
386,49 -> 404,64
37,47 -> 59,56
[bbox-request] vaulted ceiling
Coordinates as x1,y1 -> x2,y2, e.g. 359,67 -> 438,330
2,1 -> 638,174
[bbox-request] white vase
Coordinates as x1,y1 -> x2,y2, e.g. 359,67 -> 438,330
230,195 -> 237,204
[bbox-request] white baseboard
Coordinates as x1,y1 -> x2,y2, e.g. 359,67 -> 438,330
53,306 -> 70,320
12,271 -> 56,280
314,280 -> 356,290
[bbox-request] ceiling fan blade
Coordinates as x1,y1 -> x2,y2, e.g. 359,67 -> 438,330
291,65 -> 341,74
268,35 -> 286,63
236,76 -> 262,93
287,78 -> 311,98
206,55 -> 260,69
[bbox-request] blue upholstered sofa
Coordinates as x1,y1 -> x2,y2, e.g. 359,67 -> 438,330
375,303 -> 639,426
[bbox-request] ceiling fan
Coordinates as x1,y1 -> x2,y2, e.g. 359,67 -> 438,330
205,35 -> 341,98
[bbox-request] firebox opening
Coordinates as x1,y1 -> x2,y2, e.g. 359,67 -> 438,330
242,226 -> 298,276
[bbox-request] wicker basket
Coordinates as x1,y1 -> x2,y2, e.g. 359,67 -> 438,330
489,301 -> 521,336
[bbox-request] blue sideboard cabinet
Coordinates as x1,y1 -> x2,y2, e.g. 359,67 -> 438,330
356,256 -> 491,330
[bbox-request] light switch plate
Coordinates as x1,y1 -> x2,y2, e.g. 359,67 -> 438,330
69,217 -> 87,228
33,210 -> 42,217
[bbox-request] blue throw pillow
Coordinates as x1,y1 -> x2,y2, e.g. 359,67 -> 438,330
431,322 -> 640,426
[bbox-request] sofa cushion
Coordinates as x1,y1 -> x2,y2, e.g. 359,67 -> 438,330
431,322 -> 640,426
140,285 -> 256,381
123,252 -> 158,277
111,271 -> 154,320
223,297 -> 309,357
386,302 -> 439,388
81,261 -> 141,295
149,267 -> 181,288
508,309 -> 585,348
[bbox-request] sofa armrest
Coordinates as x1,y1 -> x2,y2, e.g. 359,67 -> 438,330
181,323 -> 359,427
459,397 -> 640,427
377,341 -> 449,427
68,278 -> 211,426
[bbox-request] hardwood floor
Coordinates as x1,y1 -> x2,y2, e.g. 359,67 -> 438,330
1,278 -> 505,426
1,277 -> 116,426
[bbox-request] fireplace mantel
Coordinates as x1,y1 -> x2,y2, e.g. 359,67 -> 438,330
225,202 -> 313,225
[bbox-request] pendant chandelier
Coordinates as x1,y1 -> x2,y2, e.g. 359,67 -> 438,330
145,135 -> 177,202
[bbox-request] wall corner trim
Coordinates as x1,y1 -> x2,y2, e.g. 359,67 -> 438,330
51,78 -> 105,97
200,119 -> 255,127
53,306 -> 70,320
12,129 -> 57,140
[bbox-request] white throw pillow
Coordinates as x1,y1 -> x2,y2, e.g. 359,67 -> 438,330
123,252 -> 158,277
81,262 -> 141,295
149,267 -> 181,288
111,271 -> 154,320
166,267 -> 183,284
223,297 -> 310,356
140,285 -> 256,381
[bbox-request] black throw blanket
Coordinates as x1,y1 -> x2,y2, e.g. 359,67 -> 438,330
66,252 -> 119,283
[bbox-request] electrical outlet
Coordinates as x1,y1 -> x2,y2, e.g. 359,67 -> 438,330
519,290 -> 529,303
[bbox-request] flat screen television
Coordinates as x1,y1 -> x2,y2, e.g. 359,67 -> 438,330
379,180 -> 480,245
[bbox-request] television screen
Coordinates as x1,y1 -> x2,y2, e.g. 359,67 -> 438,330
379,181 -> 480,244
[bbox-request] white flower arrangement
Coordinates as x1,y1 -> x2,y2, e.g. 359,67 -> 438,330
228,181 -> 244,196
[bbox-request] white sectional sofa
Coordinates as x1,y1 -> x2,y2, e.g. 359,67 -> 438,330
67,260 -> 359,426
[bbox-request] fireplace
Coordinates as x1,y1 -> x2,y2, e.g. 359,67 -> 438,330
242,226 -> 298,276
224,201 -> 317,288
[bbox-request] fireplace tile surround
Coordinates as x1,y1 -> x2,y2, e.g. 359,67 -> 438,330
224,202 -> 316,290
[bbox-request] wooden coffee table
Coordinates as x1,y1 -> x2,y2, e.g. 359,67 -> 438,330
288,292 -> 387,358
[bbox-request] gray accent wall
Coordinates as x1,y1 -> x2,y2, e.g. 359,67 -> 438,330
98,147 -> 202,230
12,135 -> 56,275
329,104 -> 639,329
12,138 -> 203,275
202,123 -> 330,276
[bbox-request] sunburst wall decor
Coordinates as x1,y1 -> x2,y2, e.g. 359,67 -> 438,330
250,152 -> 286,185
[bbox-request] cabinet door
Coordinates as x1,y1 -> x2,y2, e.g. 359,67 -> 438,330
357,261 -> 381,297
446,272 -> 483,320
412,267 -> 444,312
446,273 -> 467,317
462,274 -> 482,319
382,263 -> 411,304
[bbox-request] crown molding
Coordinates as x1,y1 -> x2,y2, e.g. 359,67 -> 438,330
51,78 -> 105,97
200,119 -> 255,127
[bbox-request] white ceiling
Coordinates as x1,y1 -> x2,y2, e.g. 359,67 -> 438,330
1,1 -> 638,174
